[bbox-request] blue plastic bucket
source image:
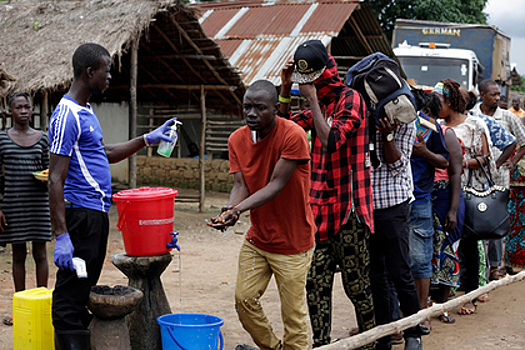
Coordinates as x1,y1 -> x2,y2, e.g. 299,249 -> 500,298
157,313 -> 224,350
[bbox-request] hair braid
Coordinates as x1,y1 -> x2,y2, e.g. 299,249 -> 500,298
441,79 -> 466,113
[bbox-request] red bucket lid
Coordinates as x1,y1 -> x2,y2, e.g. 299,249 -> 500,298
113,187 -> 178,201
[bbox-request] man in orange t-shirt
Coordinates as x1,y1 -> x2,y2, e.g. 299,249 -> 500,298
509,95 -> 525,119
208,80 -> 315,350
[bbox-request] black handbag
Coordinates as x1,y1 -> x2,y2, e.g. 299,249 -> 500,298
463,157 -> 510,240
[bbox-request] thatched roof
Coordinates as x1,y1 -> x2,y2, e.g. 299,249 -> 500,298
0,0 -> 245,112
0,67 -> 16,97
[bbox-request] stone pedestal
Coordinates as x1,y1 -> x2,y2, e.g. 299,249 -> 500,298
87,285 -> 143,350
111,253 -> 172,350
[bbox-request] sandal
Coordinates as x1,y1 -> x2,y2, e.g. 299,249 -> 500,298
420,319 -> 431,335
438,312 -> 455,324
3,316 -> 12,326
505,266 -> 519,276
478,293 -> 491,303
489,268 -> 505,281
458,304 -> 476,315
391,331 -> 404,345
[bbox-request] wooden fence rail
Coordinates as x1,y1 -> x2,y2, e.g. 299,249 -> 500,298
317,271 -> 525,350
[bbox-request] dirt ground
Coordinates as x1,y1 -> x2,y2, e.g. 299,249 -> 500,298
1,189 -> 525,349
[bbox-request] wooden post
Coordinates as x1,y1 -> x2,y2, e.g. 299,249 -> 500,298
41,91 -> 49,131
147,108 -> 153,158
199,85 -> 206,213
129,38 -> 138,189
317,271 -> 525,350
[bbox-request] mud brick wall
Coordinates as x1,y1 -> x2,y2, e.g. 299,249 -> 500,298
136,155 -> 234,192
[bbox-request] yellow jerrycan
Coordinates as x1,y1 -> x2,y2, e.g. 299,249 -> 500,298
13,287 -> 55,350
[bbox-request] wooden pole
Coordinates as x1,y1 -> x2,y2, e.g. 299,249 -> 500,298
129,37 -> 138,189
199,85 -> 206,213
41,91 -> 49,131
317,271 -> 525,350
147,108 -> 153,158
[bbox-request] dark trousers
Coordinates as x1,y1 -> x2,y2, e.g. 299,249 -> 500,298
52,208 -> 109,331
457,236 -> 480,296
487,238 -> 503,268
306,214 -> 376,349
370,200 -> 421,344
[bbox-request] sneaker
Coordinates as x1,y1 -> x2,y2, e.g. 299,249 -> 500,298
235,345 -> 259,350
404,337 -> 422,350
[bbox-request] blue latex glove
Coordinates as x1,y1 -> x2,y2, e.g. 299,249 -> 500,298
54,233 -> 75,271
166,232 -> 180,251
146,118 -> 178,145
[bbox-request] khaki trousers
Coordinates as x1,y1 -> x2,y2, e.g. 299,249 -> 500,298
235,240 -> 313,350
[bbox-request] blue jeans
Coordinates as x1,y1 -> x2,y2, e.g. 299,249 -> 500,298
408,201 -> 434,279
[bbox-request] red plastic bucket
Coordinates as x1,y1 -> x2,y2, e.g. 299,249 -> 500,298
113,187 -> 178,256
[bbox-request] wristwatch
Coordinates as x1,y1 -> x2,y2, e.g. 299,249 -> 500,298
386,133 -> 394,142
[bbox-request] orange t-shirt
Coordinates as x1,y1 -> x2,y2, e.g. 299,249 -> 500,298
228,117 -> 315,255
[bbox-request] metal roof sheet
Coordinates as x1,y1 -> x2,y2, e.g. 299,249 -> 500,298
217,33 -> 331,85
193,0 -> 391,86
302,2 -> 357,34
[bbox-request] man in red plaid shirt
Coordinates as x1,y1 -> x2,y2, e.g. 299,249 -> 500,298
279,40 -> 376,349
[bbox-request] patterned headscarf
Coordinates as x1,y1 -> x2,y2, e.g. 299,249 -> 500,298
433,82 -> 450,97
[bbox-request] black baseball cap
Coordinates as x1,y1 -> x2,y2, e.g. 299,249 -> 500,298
291,40 -> 329,84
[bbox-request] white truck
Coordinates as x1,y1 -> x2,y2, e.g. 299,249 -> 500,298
393,41 -> 481,91
392,19 -> 512,96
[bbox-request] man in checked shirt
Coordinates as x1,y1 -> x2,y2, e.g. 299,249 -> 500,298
280,40 -> 376,349
369,112 -> 423,349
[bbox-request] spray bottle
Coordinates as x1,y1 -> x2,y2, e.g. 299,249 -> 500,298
157,120 -> 183,158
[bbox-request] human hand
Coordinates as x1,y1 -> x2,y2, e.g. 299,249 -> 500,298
501,158 -> 516,170
145,117 -> 178,145
54,233 -> 75,271
281,60 -> 294,88
166,232 -> 180,251
444,209 -> 457,231
0,211 -> 6,233
376,117 -> 399,137
207,206 -> 241,231
412,135 -> 428,157
298,83 -> 317,103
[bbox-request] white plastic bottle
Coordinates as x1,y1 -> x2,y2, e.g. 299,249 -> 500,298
157,120 -> 183,158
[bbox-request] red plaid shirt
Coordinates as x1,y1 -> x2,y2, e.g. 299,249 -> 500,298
290,56 -> 374,240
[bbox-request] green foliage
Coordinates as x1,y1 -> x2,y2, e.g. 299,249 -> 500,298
510,76 -> 525,93
369,0 -> 489,39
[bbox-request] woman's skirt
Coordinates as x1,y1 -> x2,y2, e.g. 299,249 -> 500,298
431,181 -> 465,287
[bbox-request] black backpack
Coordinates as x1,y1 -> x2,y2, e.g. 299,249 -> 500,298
346,52 -> 417,125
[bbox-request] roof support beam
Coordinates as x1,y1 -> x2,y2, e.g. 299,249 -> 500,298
141,84 -> 239,90
154,54 -> 220,60
151,22 -> 206,84
349,16 -> 374,55
139,63 -> 177,100
152,22 -> 232,105
168,14 -> 242,106
110,84 -> 239,90
139,40 -> 202,103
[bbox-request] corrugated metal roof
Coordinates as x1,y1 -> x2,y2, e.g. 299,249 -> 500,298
302,2 -> 357,33
193,0 -> 396,86
193,0 -> 371,86
216,34 -> 332,85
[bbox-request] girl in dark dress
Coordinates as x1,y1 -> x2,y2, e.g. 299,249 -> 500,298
0,92 -> 51,325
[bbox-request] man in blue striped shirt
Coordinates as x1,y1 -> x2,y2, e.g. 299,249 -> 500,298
48,43 -> 175,349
